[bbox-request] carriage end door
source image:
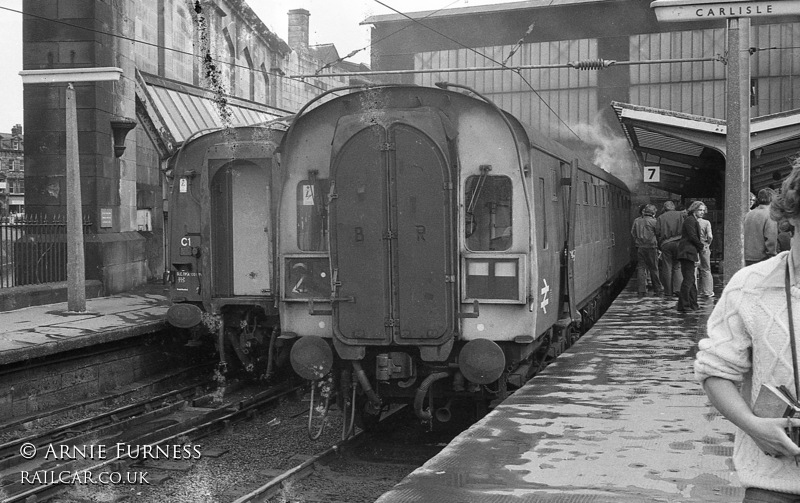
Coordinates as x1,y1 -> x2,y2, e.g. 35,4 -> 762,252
330,117 -> 455,350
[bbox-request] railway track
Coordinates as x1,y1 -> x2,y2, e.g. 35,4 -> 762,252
0,362 -> 215,442
229,406 -> 467,503
0,375 -> 301,503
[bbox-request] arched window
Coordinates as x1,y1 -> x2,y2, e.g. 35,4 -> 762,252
242,47 -> 255,101
259,63 -> 271,106
221,27 -> 236,95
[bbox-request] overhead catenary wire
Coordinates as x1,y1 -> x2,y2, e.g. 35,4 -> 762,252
502,21 -> 536,66
289,55 -> 725,78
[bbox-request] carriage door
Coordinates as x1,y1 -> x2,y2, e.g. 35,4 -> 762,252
210,161 -> 271,296
331,121 -> 454,348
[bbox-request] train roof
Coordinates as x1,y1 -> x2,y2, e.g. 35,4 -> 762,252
166,116 -> 294,177
282,84 -> 629,192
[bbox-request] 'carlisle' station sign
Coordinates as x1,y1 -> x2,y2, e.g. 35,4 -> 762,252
651,0 -> 799,21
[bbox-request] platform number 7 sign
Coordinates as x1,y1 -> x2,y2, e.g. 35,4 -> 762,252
644,166 -> 660,183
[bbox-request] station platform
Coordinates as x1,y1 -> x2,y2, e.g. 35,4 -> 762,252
0,282 -> 170,367
377,284 -> 740,503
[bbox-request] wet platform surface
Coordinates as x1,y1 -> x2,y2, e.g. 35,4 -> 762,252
377,281 -> 740,503
0,282 -> 169,366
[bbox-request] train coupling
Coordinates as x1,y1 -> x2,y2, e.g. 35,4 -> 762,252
376,352 -> 415,381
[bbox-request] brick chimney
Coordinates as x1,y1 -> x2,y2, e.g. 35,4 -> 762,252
287,9 -> 310,50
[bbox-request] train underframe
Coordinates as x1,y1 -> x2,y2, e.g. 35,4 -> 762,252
293,268 -> 632,435
171,265 -> 631,436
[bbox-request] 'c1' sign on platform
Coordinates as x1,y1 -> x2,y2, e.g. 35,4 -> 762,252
651,0 -> 800,22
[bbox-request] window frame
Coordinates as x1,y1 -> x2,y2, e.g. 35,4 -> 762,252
463,173 -> 514,252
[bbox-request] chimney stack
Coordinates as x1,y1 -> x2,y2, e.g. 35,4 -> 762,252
287,9 -> 310,51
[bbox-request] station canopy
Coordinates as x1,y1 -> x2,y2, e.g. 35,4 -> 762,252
612,101 -> 800,196
135,71 -> 287,158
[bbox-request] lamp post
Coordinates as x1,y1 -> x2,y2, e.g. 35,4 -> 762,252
19,68 -> 123,312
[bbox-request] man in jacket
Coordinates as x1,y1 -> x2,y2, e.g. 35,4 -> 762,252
744,188 -> 778,266
657,201 -> 684,297
631,204 -> 663,298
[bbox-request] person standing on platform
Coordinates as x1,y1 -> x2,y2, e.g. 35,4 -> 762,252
695,166 -> 800,502
777,219 -> 794,254
697,205 -> 714,298
744,188 -> 778,266
657,200 -> 684,297
630,204 -> 663,298
676,201 -> 705,312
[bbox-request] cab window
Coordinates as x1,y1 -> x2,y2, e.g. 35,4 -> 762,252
296,177 -> 330,251
465,174 -> 512,251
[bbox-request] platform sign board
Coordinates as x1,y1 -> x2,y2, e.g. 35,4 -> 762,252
651,0 -> 800,21
644,166 -> 661,183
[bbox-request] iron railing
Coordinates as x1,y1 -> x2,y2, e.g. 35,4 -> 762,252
0,214 -> 92,289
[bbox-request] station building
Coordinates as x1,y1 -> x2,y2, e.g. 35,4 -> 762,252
21,1 -> 363,294
364,0 -> 800,271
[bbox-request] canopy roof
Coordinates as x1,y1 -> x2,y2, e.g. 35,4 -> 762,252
612,102 -> 800,196
135,71 -> 290,158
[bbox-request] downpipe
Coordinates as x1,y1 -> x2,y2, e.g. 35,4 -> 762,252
414,372 -> 450,421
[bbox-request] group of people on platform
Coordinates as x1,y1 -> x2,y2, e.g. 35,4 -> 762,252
632,188 -> 796,315
630,199 -> 714,312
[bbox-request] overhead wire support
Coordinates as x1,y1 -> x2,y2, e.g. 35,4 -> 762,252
287,55 -> 724,79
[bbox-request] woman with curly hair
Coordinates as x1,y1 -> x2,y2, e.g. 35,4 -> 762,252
676,200 -> 705,312
695,165 -> 800,502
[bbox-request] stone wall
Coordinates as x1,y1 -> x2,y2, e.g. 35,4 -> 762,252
0,332 -> 194,421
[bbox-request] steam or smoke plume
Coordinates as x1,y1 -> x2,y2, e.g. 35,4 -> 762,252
571,122 -> 639,190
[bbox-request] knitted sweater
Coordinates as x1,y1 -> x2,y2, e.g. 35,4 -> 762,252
695,252 -> 800,493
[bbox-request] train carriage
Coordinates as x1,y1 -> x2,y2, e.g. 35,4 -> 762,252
278,84 -> 632,427
165,121 -> 290,377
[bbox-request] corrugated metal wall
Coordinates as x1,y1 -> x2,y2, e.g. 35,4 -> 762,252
630,23 -> 799,119
409,22 -> 799,137
415,38 -> 597,141
751,22 -> 800,116
629,28 -> 727,118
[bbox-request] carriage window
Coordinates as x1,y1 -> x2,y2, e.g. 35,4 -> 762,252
296,177 -> 331,251
465,174 -> 512,251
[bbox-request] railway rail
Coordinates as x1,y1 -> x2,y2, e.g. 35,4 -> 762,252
0,362 -> 215,441
0,378 -> 300,503
228,405 -> 467,503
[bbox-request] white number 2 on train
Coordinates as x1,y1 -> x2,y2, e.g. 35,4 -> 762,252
303,185 -> 315,205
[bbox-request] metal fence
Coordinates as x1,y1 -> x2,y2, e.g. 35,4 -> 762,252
0,214 -> 92,289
